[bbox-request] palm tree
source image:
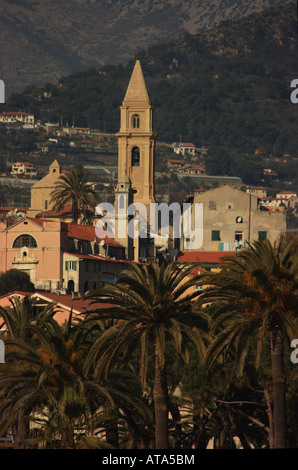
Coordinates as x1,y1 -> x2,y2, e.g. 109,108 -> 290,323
0,296 -> 56,447
50,167 -> 98,224
0,302 -> 151,448
197,236 -> 298,448
0,308 -> 114,448
83,259 -> 210,449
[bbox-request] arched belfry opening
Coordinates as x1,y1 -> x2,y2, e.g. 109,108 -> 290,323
132,114 -> 140,129
131,147 -> 140,166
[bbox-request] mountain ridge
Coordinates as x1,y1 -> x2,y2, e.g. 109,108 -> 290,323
0,0 -> 292,95
1,1 -> 298,162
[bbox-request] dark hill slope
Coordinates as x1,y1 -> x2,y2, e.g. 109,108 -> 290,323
0,0 -> 291,94
2,1 -> 298,158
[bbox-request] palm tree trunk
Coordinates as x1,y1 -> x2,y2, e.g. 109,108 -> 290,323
264,382 -> 274,448
105,419 -> 119,448
153,343 -> 168,449
193,403 -> 207,449
169,402 -> 182,449
73,198 -> 79,224
269,328 -> 287,448
13,412 -> 28,448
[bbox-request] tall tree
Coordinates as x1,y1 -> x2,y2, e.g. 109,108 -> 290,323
83,259 -> 210,449
50,167 -> 98,224
0,296 -> 55,447
0,305 -> 113,448
197,236 -> 298,448
0,301 -> 151,449
0,269 -> 35,295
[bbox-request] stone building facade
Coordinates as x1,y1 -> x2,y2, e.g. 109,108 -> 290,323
181,185 -> 286,252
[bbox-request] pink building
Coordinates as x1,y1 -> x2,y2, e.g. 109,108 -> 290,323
0,216 -> 126,295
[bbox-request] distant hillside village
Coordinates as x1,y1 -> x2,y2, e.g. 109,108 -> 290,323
0,109 -> 297,218
0,59 -> 297,302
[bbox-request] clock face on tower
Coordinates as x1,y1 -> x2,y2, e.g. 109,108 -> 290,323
236,216 -> 243,223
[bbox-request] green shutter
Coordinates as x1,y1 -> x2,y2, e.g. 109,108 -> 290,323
73,261 -> 77,271
258,231 -> 267,240
212,230 -> 220,241
65,261 -> 68,271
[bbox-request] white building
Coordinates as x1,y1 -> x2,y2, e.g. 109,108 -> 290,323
0,112 -> 35,127
173,142 -> 196,156
11,162 -> 37,178
276,191 -> 297,201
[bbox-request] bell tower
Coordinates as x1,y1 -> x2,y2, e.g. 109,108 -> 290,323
114,174 -> 134,260
116,59 -> 157,221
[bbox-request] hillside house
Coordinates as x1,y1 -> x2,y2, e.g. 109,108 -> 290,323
167,159 -> 183,168
173,142 -> 196,156
177,164 -> 205,176
246,186 -> 267,198
0,112 -> 35,127
276,190 -> 297,202
11,162 -> 37,178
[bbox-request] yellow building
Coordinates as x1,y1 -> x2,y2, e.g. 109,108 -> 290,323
28,160 -> 65,217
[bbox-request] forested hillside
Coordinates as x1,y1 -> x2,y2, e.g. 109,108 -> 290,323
0,0 -> 290,95
2,1 -> 297,160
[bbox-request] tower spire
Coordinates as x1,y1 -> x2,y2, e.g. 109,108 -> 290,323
122,59 -> 150,105
115,58 -> 157,258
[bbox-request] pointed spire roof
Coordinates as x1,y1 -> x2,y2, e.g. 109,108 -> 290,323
123,59 -> 150,105
49,159 -> 62,174
31,160 -> 62,188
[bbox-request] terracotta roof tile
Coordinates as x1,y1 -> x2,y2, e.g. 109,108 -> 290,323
36,204 -> 73,217
67,223 -> 123,247
178,251 -> 234,264
0,290 -> 111,316
26,217 -> 45,226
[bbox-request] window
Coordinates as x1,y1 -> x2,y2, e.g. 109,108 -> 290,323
13,234 -> 37,248
65,261 -> 77,271
258,231 -> 267,240
235,231 -> 244,248
212,230 -> 221,241
119,195 -> 125,210
132,147 -> 140,166
69,261 -> 77,270
209,201 -> 216,210
132,114 -> 140,129
227,203 -> 233,210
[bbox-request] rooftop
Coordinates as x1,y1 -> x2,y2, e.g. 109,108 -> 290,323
177,251 -> 234,264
